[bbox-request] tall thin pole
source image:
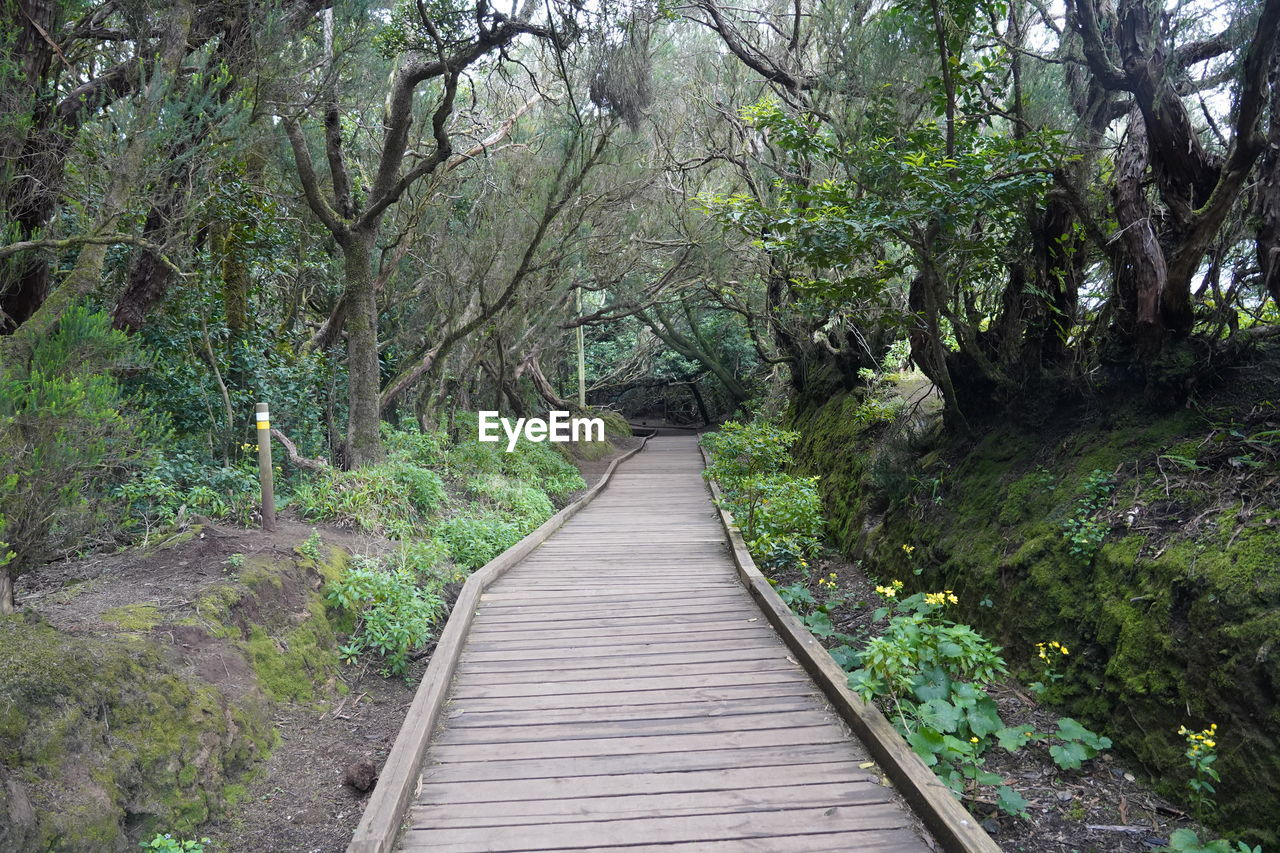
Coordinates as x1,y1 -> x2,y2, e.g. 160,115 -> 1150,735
255,402 -> 276,531
576,286 -> 586,409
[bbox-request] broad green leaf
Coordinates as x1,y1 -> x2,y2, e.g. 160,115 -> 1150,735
995,784 -> 1030,818
919,698 -> 963,733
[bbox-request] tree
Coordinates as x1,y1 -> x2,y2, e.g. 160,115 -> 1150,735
280,0 -> 573,466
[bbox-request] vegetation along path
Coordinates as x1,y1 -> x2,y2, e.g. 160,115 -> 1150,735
362,436 -> 976,851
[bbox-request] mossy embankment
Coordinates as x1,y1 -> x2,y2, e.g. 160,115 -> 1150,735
0,529 -> 353,851
790,382 -> 1280,845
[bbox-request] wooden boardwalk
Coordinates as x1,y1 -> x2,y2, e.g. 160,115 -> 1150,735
396,436 -> 932,852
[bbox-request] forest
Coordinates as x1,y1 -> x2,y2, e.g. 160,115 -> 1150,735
1,0 -> 1279,849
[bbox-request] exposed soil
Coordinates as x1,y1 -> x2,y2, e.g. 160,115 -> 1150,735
791,550 -> 1215,853
198,658 -> 425,853
17,521 -> 388,637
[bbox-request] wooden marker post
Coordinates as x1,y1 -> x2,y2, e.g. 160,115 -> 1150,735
576,286 -> 587,408
255,403 -> 276,531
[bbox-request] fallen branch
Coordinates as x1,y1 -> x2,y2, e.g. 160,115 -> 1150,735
270,428 -> 331,472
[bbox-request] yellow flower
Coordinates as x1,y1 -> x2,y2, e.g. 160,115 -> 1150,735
1204,739 -> 1215,748
875,584 -> 898,598
970,736 -> 979,743
901,544 -> 915,554
892,579 -> 904,590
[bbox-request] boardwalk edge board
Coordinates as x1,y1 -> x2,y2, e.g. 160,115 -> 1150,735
347,431 -> 655,853
698,444 -> 1002,853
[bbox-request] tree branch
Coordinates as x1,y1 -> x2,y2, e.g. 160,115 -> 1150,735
283,116 -> 348,237
0,234 -> 182,274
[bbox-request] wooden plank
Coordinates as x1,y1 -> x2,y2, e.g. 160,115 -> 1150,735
471,599 -> 752,620
435,709 -> 840,744
568,832 -> 925,853
440,694 -> 820,728
429,725 -> 850,763
479,589 -> 741,605
441,682 -> 821,713
446,669 -> 811,700
454,658 -> 801,685
460,626 -> 779,652
457,644 -> 787,670
459,636 -> 784,661
414,761 -> 870,804
418,743 -> 868,784
480,585 -> 740,598
467,613 -> 766,634
399,805 -> 913,852
410,781 -> 892,827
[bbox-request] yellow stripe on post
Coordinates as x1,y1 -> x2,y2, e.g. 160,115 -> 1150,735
256,421 -> 270,430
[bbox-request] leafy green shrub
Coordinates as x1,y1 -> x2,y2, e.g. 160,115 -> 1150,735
383,421 -> 448,467
746,474 -> 823,547
0,307 -> 156,610
847,588 -> 1109,816
130,317 -> 334,462
1060,468 -> 1115,563
390,462 -> 446,513
326,558 -> 444,675
446,415 -> 586,503
701,420 -> 824,569
115,451 -> 259,532
467,475 -> 555,529
389,538 -> 450,578
701,419 -> 799,489
437,513 -> 522,569
291,461 -> 443,534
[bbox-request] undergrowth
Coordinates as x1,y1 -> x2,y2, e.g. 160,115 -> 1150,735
701,417 -> 1114,822
114,411 -> 590,676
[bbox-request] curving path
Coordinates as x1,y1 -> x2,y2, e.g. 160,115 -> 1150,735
395,436 -> 931,852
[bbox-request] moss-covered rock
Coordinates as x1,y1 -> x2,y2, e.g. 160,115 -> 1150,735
791,388 -> 1280,845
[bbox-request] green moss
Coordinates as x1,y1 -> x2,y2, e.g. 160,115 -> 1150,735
149,527 -> 200,552
568,437 -> 616,461
190,583 -> 241,638
597,409 -> 632,437
240,598 -> 338,704
101,603 -> 163,631
314,545 -> 349,585
237,555 -> 285,592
